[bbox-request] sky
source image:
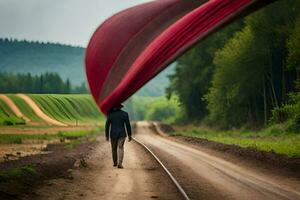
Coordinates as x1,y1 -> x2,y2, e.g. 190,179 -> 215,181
0,0 -> 151,47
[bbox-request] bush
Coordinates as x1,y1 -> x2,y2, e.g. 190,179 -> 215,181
144,97 -> 181,124
270,91 -> 300,133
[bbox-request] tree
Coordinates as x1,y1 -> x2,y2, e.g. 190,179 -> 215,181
167,20 -> 243,121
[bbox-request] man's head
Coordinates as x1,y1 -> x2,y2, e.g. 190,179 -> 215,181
108,104 -> 123,114
114,104 -> 123,109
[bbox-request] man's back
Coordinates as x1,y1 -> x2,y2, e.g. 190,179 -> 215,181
105,107 -> 132,168
105,108 -> 131,139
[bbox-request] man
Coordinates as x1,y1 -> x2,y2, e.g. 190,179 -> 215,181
105,104 -> 132,169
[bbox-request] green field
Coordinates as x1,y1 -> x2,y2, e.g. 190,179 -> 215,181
173,126 -> 300,157
0,94 -> 104,125
7,95 -> 42,122
28,94 -> 104,124
0,99 -> 25,125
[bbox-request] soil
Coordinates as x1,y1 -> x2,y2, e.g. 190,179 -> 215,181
32,137 -> 181,200
0,140 -> 97,200
173,135 -> 300,176
152,122 -> 300,178
135,121 -> 300,200
1,122 -> 300,200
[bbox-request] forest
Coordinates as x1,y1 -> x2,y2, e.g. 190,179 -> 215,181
0,72 -> 87,94
148,0 -> 300,132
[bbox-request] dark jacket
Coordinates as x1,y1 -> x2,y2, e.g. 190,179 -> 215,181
105,108 -> 132,139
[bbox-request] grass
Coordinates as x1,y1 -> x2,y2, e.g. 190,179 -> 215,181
0,128 -> 103,144
7,95 -> 42,122
172,126 -> 300,157
28,94 -> 104,123
0,94 -> 104,126
66,140 -> 82,149
0,165 -> 38,181
0,99 -> 25,125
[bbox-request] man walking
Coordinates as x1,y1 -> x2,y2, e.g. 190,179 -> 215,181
105,104 -> 132,169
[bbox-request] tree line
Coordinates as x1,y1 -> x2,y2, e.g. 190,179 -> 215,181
0,38 -> 86,86
0,72 -> 88,94
167,0 -> 300,131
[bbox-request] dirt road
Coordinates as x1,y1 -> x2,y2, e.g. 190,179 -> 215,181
135,122 -> 300,200
33,137 -> 182,200
31,122 -> 300,200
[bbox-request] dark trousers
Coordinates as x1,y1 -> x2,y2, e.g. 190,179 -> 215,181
110,137 -> 126,165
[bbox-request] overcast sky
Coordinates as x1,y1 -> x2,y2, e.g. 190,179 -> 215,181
0,0 -> 151,47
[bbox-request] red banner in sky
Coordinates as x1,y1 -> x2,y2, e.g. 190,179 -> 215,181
85,0 -> 274,115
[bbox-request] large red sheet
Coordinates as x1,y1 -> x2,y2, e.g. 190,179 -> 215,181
85,0 -> 274,115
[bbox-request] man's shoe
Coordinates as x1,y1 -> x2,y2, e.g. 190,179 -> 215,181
117,164 -> 123,169
113,164 -> 117,167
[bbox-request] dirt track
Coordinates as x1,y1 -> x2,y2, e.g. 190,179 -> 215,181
17,94 -> 67,127
25,122 -> 300,200
0,94 -> 30,122
33,137 -> 182,200
135,122 -> 300,200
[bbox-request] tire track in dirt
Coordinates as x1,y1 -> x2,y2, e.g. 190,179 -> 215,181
17,94 -> 67,127
0,94 -> 30,123
135,122 -> 300,200
33,137 -> 182,200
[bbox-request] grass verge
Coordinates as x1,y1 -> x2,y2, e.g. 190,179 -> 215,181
0,165 -> 38,182
172,126 -> 300,157
0,128 -> 103,144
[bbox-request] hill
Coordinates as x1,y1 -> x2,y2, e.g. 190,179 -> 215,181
0,39 -> 84,86
0,38 -> 174,96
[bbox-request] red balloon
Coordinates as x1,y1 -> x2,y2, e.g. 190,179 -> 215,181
85,0 -> 274,115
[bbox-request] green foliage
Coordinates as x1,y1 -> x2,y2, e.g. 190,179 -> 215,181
168,0 -> 300,129
287,16 -> 300,71
270,91 -> 300,133
57,129 -> 100,139
144,96 -> 181,124
205,26 -> 265,128
124,96 -> 181,123
0,165 -> 38,182
167,19 -> 243,121
173,127 -> 300,157
0,72 -> 74,94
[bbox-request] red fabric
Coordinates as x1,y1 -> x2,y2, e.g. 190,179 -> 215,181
85,0 -> 178,103
85,0 -> 274,115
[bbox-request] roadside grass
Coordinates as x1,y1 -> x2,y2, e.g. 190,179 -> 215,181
172,126 -> 300,157
0,128 -> 103,144
65,140 -> 82,149
0,165 -> 38,182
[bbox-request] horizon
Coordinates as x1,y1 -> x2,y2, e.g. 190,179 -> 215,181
0,37 -> 85,48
